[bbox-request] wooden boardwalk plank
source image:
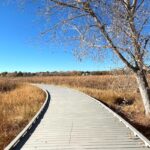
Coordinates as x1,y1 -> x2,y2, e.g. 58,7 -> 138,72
21,84 -> 149,150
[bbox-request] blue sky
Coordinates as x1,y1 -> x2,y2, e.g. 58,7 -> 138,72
0,2 -> 123,73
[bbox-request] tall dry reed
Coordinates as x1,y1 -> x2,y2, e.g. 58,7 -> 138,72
0,80 -> 45,149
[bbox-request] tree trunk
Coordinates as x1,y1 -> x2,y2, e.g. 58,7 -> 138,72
135,70 -> 150,116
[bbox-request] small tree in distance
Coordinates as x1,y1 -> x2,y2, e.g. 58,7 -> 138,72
20,0 -> 150,115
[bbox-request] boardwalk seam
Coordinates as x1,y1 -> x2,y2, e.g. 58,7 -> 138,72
69,121 -> 74,144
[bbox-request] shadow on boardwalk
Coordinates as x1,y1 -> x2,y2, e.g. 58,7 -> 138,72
11,92 -> 51,150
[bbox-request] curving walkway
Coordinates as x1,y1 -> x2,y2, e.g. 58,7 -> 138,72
21,84 -> 149,150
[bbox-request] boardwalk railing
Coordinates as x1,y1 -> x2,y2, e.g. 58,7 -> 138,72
5,89 -> 50,150
92,97 -> 150,147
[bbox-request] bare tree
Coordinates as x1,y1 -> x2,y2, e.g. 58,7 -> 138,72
20,0 -> 150,115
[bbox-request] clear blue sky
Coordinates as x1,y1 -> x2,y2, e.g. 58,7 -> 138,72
0,2 -> 123,73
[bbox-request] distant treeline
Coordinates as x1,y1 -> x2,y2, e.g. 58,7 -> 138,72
0,69 -> 134,77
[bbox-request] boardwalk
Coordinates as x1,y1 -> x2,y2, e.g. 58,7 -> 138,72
21,84 -> 149,150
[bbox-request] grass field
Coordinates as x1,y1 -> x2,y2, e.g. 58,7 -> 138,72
12,75 -> 150,139
0,79 -> 45,149
1,75 -> 150,149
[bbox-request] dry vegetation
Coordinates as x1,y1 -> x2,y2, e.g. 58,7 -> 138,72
0,79 -> 45,149
12,75 -> 150,139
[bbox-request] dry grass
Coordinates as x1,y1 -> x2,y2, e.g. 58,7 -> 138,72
0,80 -> 45,149
0,80 -> 17,92
11,75 -> 150,139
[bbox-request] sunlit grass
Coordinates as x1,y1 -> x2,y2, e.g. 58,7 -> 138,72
0,81 -> 45,149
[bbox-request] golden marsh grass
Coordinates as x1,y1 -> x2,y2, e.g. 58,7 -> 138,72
0,80 -> 45,149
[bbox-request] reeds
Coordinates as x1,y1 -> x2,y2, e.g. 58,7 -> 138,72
0,80 -> 45,149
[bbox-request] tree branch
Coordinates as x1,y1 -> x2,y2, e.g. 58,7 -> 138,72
50,0 -> 81,10
83,2 -> 137,71
41,14 -> 89,35
138,17 -> 149,39
130,0 -> 137,14
136,0 -> 144,12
